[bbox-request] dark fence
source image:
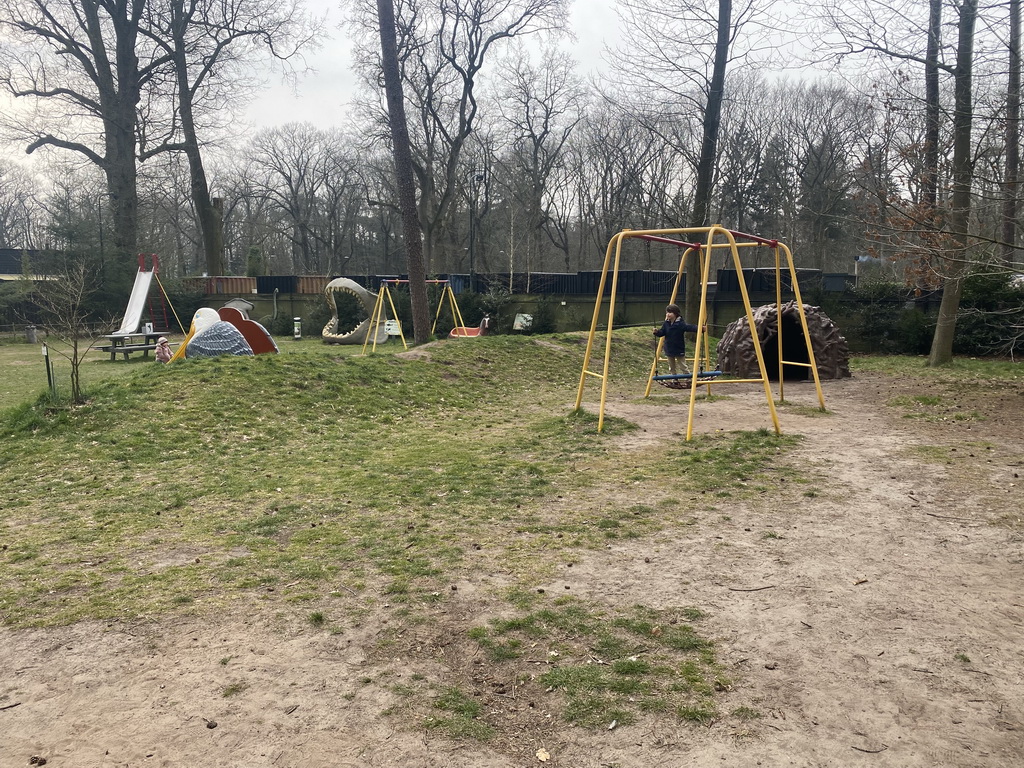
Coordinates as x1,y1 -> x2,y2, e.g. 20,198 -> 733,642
181,268 -> 860,298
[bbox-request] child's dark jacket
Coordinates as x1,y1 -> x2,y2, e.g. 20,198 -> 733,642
654,317 -> 698,357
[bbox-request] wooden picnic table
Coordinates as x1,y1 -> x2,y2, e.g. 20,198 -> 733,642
98,332 -> 164,361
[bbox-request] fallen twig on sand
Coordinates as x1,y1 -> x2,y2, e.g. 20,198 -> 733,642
925,511 -> 976,522
851,744 -> 889,754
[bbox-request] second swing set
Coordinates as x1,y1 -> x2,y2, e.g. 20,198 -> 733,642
362,279 -> 480,353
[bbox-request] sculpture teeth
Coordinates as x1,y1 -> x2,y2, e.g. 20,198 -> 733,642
323,278 -> 383,345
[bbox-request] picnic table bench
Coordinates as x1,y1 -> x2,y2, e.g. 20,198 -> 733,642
98,332 -> 164,361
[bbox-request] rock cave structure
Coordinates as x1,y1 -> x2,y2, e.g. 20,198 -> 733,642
716,301 -> 851,381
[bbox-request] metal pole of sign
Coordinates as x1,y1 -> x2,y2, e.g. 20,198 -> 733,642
42,343 -> 56,397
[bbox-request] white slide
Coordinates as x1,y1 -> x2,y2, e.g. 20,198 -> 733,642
113,268 -> 154,335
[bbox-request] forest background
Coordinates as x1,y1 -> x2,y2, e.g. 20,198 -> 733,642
0,0 -> 1021,360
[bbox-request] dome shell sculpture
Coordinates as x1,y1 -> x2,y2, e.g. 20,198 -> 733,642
716,301 -> 851,381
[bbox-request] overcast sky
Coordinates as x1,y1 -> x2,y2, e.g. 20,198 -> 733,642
242,0 -> 617,130
0,0 -> 616,165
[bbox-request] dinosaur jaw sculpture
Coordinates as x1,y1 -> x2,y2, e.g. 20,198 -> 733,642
322,277 -> 387,345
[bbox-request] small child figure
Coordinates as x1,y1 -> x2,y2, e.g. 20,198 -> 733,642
653,304 -> 698,375
155,336 -> 172,363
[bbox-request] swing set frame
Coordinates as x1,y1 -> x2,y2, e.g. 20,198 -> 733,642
362,279 -> 471,353
574,225 -> 827,439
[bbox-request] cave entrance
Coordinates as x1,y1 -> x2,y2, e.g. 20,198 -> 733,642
761,313 -> 811,381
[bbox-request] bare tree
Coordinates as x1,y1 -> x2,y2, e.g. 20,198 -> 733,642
140,0 -> 322,277
818,0 -> 982,365
0,159 -> 43,248
1003,0 -> 1021,267
788,83 -> 863,271
377,0 -> 430,343
220,164 -> 290,275
245,123 -> 331,273
568,106 -> 681,266
604,0 -> 776,323
314,143 -> 368,275
350,0 -> 568,271
715,73 -> 779,234
0,0 -> 167,293
31,258 -> 108,404
495,45 -> 586,282
928,0 -> 979,365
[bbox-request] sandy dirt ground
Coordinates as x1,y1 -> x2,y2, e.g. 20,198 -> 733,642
1,371 -> 1022,768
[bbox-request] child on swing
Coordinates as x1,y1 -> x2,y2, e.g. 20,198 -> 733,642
653,304 -> 699,375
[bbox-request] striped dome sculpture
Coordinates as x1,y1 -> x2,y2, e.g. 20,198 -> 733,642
168,307 -> 278,362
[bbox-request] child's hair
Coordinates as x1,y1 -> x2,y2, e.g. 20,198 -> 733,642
665,304 -> 681,316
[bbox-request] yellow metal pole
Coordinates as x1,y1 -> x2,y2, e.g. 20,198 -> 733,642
575,234 -> 619,413
363,284 -> 386,354
700,246 -> 714,394
444,283 -> 468,332
596,234 -> 627,432
685,231 -> 717,440
168,321 -> 196,362
153,272 -> 187,335
384,284 -> 408,350
368,286 -> 385,354
645,245 -> 692,398
775,245 -> 784,401
725,228 -> 782,435
430,283 -> 446,336
781,243 -> 827,410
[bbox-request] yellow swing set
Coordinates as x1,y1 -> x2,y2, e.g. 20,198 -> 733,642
574,225 -> 827,439
362,279 -> 472,352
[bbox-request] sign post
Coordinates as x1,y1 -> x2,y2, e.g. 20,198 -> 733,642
42,343 -> 56,397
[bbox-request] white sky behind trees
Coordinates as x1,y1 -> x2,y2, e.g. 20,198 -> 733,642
0,0 -> 615,175
241,0 -> 618,130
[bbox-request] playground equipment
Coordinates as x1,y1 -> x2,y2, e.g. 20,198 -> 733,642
428,280 -> 478,338
217,306 -> 279,355
574,226 -> 827,439
363,279 -> 409,353
717,302 -> 851,381
651,369 -> 723,389
110,254 -> 181,336
168,307 -> 278,361
450,314 -> 492,338
100,255 -> 187,360
361,278 -> 486,350
322,278 -> 387,346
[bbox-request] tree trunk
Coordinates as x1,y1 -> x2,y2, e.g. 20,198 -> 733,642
924,0 -> 942,212
1002,0 -> 1021,267
928,0 -> 977,366
171,38 -> 224,276
96,3 -> 144,299
105,126 -> 139,296
684,0 -> 731,326
377,0 -> 430,344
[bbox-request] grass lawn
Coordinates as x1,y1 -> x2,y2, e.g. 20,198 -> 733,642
3,330 -> 1019,734
1,328 -> 801,728
0,335 -> 348,410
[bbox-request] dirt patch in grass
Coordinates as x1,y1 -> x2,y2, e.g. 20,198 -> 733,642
2,371 -> 1023,766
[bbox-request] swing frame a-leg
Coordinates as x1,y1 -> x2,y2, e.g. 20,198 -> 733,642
363,280 -> 409,354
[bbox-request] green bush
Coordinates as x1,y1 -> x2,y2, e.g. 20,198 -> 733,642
303,297 -> 334,336
835,281 -> 912,354
818,271 -> 1022,357
528,296 -> 558,335
954,272 -> 1024,356
480,284 -> 515,334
